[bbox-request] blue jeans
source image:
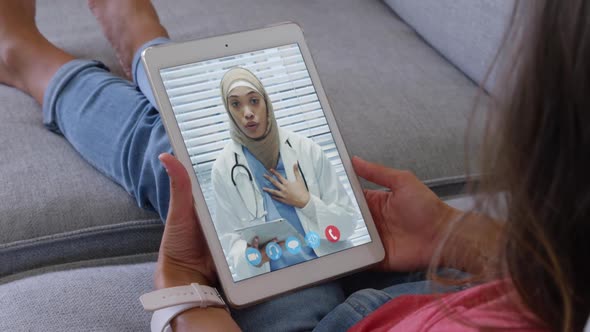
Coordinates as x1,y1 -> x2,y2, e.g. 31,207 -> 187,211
314,271 -> 467,331
43,37 -> 174,221
42,38 -> 458,331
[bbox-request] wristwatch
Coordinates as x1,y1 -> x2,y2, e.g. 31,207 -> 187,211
140,283 -> 228,332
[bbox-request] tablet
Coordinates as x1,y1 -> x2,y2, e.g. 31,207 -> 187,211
141,22 -> 384,307
235,218 -> 303,245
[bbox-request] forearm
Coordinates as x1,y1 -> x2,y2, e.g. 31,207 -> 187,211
439,208 -> 503,275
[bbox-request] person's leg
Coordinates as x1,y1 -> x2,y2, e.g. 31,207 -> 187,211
0,1 -> 75,104
338,270 -> 427,297
314,269 -> 470,331
90,0 -> 172,109
89,0 -> 168,79
91,0 -> 174,109
231,281 -> 345,332
44,0 -> 175,219
1,0 -> 173,219
42,59 -> 173,219
130,36 -> 171,109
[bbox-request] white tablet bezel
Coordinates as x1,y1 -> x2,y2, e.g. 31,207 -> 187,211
141,22 -> 385,308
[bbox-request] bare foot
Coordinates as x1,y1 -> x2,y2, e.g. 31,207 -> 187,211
0,0 -> 75,103
0,0 -> 37,90
0,50 -> 25,91
89,0 -> 169,79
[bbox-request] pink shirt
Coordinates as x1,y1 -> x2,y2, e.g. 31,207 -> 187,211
349,280 -> 547,332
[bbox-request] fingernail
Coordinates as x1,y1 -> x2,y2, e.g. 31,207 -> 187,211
158,154 -> 169,174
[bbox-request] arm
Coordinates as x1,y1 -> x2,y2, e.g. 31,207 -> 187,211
156,154 -> 241,331
155,269 -> 240,332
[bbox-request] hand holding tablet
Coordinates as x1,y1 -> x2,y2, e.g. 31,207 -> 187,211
142,23 -> 384,307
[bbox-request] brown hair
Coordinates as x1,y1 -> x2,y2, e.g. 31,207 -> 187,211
432,0 -> 590,331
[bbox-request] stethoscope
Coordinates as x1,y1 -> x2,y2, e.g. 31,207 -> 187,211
231,139 -> 309,221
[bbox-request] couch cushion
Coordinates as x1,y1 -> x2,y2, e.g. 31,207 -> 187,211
0,220 -> 163,278
0,262 -> 154,331
384,0 -> 514,91
0,0 -> 482,276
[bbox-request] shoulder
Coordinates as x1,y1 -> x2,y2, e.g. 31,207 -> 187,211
280,128 -> 321,152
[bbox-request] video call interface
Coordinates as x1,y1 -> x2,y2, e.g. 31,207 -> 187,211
160,44 -> 371,282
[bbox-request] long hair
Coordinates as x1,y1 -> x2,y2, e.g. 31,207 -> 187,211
431,1 -> 590,331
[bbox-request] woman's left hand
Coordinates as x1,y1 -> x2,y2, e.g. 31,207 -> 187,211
263,164 -> 310,208
155,153 -> 217,289
156,153 -> 240,331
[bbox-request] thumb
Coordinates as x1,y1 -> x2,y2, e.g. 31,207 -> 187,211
352,156 -> 405,190
159,153 -> 195,226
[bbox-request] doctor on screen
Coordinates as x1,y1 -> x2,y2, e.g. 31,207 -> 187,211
211,67 -> 357,280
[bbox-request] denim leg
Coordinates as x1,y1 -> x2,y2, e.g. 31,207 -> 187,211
42,59 -> 172,220
231,281 -> 345,332
313,287 -> 394,332
131,36 -> 172,109
338,270 -> 427,297
314,271 -> 468,332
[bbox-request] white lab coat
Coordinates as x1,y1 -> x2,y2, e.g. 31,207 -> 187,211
211,128 -> 358,280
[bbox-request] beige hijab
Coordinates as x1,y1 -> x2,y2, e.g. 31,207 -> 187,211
220,67 -> 280,170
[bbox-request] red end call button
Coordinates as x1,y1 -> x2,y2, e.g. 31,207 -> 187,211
325,225 -> 340,243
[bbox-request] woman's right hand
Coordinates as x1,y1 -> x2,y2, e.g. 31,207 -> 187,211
352,157 -> 460,272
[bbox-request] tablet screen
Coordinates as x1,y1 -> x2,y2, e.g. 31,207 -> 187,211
159,44 -> 371,282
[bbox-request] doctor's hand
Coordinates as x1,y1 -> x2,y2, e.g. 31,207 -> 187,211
155,153 -> 216,289
263,164 -> 310,208
352,157 -> 460,272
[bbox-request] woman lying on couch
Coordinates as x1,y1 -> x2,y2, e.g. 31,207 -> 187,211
0,0 -> 588,331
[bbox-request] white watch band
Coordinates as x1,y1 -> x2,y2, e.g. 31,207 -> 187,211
151,302 -> 202,332
140,284 -> 227,332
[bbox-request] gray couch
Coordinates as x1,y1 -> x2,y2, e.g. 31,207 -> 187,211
0,0 -> 509,330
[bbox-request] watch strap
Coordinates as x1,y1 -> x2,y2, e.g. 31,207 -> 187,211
140,284 -> 225,311
151,302 -> 201,332
141,284 -> 228,332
